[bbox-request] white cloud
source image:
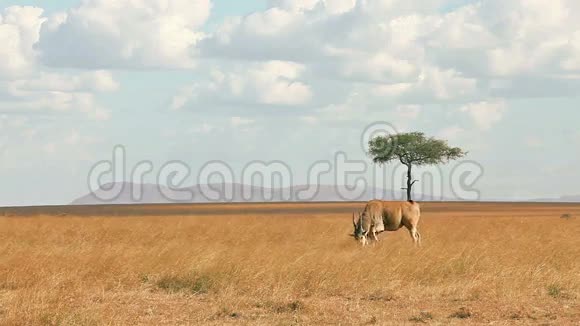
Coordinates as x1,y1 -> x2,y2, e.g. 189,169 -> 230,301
172,61 -> 313,109
37,0 -> 211,69
371,83 -> 413,97
201,0 -> 580,106
269,0 -> 356,14
395,105 -> 421,119
7,70 -> 119,94
0,72 -> 116,120
437,126 -> 465,140
300,115 -> 318,124
268,0 -> 318,12
230,116 -> 254,127
62,129 -> 101,148
419,67 -> 477,100
459,100 -> 506,130
369,66 -> 477,103
256,61 -> 312,106
338,51 -> 417,82
171,85 -> 195,110
90,70 -> 120,92
0,6 -> 45,78
438,1 -> 580,78
0,7 -> 118,120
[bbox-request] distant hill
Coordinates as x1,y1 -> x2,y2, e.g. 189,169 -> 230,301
70,183 -> 452,205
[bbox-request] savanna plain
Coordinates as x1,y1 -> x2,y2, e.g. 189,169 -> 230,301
0,202 -> 579,325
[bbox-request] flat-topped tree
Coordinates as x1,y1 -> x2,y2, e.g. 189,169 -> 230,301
368,132 -> 467,202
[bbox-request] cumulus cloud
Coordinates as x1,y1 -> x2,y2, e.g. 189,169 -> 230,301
37,0 -> 211,69
7,70 -> 119,94
0,91 -> 111,120
0,70 -> 117,120
0,6 -> 119,120
5,0 -> 580,132
201,0 -> 441,80
0,6 -> 45,78
371,67 -> 478,103
269,0 -> 356,14
171,61 -> 312,110
459,100 -> 506,130
200,0 -> 580,105
437,126 -> 465,141
429,1 -> 580,79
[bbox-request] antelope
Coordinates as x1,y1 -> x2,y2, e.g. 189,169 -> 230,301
352,200 -> 421,246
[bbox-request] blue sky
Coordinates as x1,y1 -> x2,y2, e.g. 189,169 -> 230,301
1,0 -> 267,15
1,0 -> 580,205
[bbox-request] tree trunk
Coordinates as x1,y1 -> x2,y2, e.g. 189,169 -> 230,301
406,164 -> 413,202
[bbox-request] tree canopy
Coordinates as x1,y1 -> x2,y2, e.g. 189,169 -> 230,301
368,132 -> 466,167
368,132 -> 467,201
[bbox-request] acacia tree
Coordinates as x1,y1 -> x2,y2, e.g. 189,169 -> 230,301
368,132 -> 466,202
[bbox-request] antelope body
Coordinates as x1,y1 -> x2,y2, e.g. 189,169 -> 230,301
352,200 -> 421,246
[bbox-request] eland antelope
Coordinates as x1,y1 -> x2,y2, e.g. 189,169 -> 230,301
352,200 -> 421,246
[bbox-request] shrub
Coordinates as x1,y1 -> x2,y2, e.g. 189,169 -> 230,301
409,311 -> 433,323
547,284 -> 564,298
449,307 -> 471,319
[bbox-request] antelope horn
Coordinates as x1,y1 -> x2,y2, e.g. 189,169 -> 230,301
352,213 -> 356,228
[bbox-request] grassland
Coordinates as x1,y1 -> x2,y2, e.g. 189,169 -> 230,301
0,202 -> 579,325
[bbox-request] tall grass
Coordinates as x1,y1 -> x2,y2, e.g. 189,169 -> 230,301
0,204 -> 579,325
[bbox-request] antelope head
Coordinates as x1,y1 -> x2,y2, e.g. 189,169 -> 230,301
351,212 -> 367,245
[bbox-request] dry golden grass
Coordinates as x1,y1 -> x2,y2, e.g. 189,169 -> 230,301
0,202 -> 579,325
